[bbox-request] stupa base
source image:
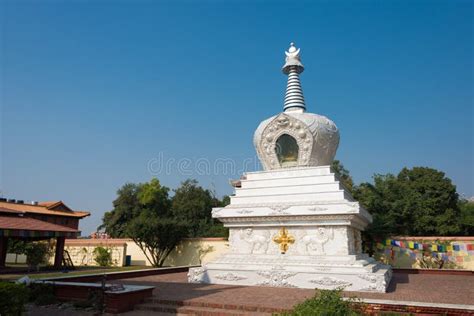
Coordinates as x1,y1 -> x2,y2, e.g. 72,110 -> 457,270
188,254 -> 392,293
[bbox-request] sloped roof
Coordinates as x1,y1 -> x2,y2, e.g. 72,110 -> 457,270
0,207 -> 24,214
0,201 -> 90,218
0,216 -> 79,232
38,201 -> 64,207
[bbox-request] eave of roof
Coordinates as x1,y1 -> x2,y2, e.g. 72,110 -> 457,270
0,207 -> 25,215
0,201 -> 90,218
0,216 -> 80,233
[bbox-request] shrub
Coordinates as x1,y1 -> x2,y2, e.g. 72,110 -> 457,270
282,288 -> 362,316
0,282 -> 29,315
25,242 -> 52,271
29,282 -> 57,306
93,246 -> 113,267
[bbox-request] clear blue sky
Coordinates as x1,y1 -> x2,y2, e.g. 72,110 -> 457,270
1,0 -> 472,235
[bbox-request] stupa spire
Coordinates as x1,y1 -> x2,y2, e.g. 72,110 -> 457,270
282,42 -> 306,112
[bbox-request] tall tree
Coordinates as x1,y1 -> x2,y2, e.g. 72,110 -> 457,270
127,211 -> 188,267
458,199 -> 474,235
331,160 -> 354,192
101,178 -> 188,266
354,167 -> 462,237
172,179 -> 228,238
100,183 -> 140,237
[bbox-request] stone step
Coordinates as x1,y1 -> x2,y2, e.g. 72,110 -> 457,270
142,298 -> 284,314
135,302 -> 272,315
241,174 -> 337,188
230,190 -> 349,204
122,310 -> 176,316
235,182 -> 342,197
244,166 -> 332,180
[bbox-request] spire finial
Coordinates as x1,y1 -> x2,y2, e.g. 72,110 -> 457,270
283,42 -> 303,73
289,42 -> 296,53
282,42 -> 306,112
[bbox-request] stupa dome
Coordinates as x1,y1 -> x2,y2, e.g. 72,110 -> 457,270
254,43 -> 340,170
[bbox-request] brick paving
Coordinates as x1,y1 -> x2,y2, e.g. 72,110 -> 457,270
113,271 -> 474,311
26,304 -> 95,316
26,271 -> 474,315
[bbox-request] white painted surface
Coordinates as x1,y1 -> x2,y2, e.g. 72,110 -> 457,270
193,167 -> 391,292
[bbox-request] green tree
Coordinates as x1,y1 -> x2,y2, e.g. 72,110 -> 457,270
127,214 -> 189,266
138,178 -> 171,213
101,178 -> 188,267
331,160 -> 354,192
458,199 -> 474,235
7,240 -> 27,254
354,167 -> 462,238
221,195 -> 231,206
25,242 -> 52,271
100,183 -> 140,237
7,240 -> 28,264
172,179 -> 227,238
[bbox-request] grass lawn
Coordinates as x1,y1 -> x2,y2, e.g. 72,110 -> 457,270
0,265 -> 154,281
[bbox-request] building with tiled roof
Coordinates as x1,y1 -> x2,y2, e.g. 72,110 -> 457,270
0,198 -> 90,268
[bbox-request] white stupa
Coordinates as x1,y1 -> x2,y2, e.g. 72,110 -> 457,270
188,43 -> 392,292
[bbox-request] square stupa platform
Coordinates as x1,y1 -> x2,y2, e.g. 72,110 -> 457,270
189,166 -> 392,292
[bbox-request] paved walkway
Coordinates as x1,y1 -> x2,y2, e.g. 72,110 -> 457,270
27,271 -> 474,315
113,271 -> 474,311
